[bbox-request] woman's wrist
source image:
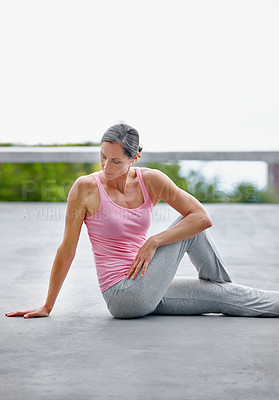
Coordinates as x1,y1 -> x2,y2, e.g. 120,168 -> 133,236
148,234 -> 161,249
44,303 -> 52,314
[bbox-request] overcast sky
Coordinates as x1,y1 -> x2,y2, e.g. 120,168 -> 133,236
0,0 -> 278,151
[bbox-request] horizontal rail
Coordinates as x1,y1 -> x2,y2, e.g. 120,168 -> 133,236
0,146 -> 279,191
1,147 -> 279,163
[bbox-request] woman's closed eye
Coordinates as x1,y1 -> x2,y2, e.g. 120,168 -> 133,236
100,154 -> 121,164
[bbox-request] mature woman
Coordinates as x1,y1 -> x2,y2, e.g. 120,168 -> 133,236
6,123 -> 279,319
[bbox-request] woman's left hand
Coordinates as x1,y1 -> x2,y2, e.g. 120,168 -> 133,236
126,238 -> 158,279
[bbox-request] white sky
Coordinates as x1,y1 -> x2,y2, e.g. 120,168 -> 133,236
0,0 -> 279,152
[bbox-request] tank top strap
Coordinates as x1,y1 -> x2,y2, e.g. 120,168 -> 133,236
93,172 -> 106,199
135,168 -> 153,207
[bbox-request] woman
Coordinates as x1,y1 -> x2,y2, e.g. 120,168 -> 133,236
5,123 -> 279,319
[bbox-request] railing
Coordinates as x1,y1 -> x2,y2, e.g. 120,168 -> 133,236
0,147 -> 279,191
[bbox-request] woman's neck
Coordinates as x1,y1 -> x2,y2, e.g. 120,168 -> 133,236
103,167 -> 134,194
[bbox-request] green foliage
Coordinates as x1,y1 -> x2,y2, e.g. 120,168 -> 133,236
0,162 -> 101,202
257,188 -> 279,203
147,162 -> 279,204
147,162 -> 227,203
0,142 -> 99,147
0,141 -> 101,202
1,153 -> 278,203
226,182 -> 279,203
147,162 -> 190,193
226,182 -> 259,203
184,170 -> 226,203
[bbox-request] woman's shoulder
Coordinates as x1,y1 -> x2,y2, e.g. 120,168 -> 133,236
137,167 -> 172,202
69,172 -> 100,200
74,172 -> 99,188
67,172 -> 101,216
138,167 -> 169,183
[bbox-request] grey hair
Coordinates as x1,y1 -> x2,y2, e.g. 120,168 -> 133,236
100,123 -> 142,160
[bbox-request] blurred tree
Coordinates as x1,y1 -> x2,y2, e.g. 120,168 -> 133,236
0,162 -> 100,202
1,151 -> 278,203
147,162 -> 279,204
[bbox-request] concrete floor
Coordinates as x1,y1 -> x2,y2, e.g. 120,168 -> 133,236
1,202 -> 279,400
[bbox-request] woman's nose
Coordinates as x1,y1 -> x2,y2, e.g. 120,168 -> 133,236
104,160 -> 110,170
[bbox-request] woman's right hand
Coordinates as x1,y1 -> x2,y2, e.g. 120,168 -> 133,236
5,305 -> 50,319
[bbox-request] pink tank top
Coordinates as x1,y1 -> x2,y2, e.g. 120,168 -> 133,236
83,168 -> 154,292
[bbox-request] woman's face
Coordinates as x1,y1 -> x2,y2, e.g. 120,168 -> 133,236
100,141 -> 134,179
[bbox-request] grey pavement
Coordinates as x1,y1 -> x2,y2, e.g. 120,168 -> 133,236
1,202 -> 279,400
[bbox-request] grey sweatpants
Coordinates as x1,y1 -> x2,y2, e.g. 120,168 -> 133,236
102,215 -> 279,319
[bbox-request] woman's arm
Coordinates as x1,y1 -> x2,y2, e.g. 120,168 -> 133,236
43,177 -> 88,314
148,168 -> 212,246
5,177 -> 88,318
126,168 -> 212,279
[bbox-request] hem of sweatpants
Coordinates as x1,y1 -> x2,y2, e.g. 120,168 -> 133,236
160,296 -> 279,316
